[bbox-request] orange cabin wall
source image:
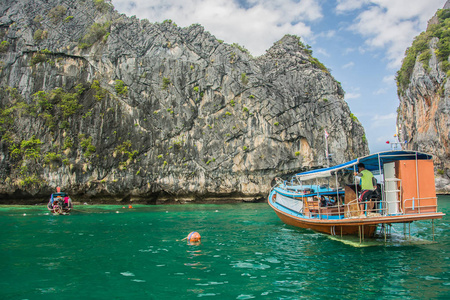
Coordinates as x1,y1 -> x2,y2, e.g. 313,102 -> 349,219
395,160 -> 437,213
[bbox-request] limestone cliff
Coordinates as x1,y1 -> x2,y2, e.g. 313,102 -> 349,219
396,1 -> 450,193
0,0 -> 368,203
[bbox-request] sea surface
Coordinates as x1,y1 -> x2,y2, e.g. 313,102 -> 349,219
1,196 -> 450,299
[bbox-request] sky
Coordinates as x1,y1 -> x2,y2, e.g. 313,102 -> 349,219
110,0 -> 447,153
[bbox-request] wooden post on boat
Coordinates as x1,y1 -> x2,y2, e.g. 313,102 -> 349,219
362,224 -> 365,242
336,177 -> 340,217
432,219 -> 435,241
324,129 -> 329,167
408,222 -> 411,240
359,225 -> 361,244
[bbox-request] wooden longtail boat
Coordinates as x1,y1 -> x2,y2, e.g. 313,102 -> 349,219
47,191 -> 73,215
268,150 -> 445,240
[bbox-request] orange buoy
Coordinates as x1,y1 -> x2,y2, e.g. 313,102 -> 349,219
128,205 -> 133,209
187,231 -> 201,243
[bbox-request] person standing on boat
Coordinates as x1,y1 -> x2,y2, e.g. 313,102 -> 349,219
355,163 -> 376,216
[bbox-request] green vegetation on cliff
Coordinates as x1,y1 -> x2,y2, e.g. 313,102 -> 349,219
397,9 -> 450,92
0,78 -> 134,189
48,5 -> 67,23
79,21 -> 111,49
32,86 -> 84,126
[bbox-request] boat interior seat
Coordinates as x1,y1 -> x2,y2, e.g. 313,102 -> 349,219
307,199 -> 320,211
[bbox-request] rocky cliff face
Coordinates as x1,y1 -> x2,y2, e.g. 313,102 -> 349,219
0,0 -> 368,203
396,1 -> 450,193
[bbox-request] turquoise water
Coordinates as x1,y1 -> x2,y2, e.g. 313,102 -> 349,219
1,197 -> 449,299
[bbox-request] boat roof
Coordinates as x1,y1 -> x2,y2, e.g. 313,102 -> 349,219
296,150 -> 433,180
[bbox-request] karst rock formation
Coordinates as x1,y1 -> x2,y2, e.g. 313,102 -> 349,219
396,0 -> 450,193
0,0 -> 368,203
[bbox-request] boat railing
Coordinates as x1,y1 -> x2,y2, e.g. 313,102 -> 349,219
308,195 -> 438,220
310,200 -> 380,220
308,200 -> 352,220
403,197 -> 438,214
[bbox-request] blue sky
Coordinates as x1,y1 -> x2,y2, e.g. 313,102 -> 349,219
110,0 -> 447,153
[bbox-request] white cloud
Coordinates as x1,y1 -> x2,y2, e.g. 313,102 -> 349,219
343,47 -> 355,55
382,74 -> 395,84
342,61 -> 355,69
380,74 -> 397,91
357,46 -> 367,54
372,112 -> 396,120
336,0 -> 370,14
370,112 -> 397,128
373,74 -> 396,94
373,87 -> 387,95
343,0 -> 447,68
111,0 -> 323,56
316,48 -> 330,57
317,30 -> 337,38
345,92 -> 361,99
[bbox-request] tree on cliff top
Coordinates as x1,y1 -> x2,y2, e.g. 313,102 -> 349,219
396,8 -> 450,93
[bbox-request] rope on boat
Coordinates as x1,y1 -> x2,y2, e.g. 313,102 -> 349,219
54,206 -> 62,214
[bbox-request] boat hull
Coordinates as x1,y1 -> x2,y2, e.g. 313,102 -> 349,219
49,207 -> 71,214
268,193 -> 377,237
271,207 -> 377,236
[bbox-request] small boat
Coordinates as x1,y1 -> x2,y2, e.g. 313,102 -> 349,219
268,150 -> 445,240
47,189 -> 73,214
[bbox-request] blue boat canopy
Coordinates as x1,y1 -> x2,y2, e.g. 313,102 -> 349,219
296,150 -> 433,181
50,192 -> 68,203
51,192 -> 68,198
